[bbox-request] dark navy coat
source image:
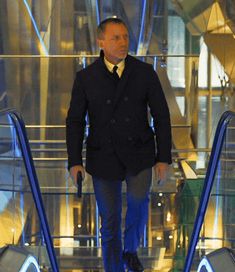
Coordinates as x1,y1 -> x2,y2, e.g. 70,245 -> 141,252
66,54 -> 172,180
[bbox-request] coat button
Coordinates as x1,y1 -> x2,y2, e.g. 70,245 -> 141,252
128,136 -> 133,141
106,99 -> 111,104
124,96 -> 129,102
125,117 -> 130,122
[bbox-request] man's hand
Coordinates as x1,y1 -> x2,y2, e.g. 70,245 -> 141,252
69,165 -> 85,185
154,162 -> 169,185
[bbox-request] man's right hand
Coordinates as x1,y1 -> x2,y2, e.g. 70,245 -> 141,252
69,165 -> 85,185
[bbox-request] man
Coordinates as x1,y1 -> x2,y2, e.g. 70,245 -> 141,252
66,18 -> 172,272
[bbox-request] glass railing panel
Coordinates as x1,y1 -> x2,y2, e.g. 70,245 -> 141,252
0,111 -> 58,271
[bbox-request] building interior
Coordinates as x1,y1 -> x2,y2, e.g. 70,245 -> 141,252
1,0 -> 235,271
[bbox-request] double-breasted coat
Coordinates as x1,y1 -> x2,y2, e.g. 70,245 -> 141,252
66,54 -> 172,180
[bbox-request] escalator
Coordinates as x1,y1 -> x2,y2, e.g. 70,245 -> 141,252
0,109 -> 58,272
23,110 -> 235,272
184,111 -> 235,271
1,109 -> 235,271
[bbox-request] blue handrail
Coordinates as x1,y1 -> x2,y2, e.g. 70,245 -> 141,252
184,110 -> 235,272
0,108 -> 59,272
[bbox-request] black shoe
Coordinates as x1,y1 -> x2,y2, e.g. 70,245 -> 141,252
123,251 -> 144,272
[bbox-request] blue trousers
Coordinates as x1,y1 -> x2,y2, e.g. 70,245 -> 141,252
92,168 -> 152,272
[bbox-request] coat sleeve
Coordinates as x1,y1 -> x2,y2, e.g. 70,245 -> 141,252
147,66 -> 172,164
66,72 -> 87,169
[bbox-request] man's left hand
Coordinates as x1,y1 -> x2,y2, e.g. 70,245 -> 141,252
154,162 -> 169,185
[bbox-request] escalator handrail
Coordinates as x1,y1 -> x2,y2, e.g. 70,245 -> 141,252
184,110 -> 235,272
0,108 -> 59,272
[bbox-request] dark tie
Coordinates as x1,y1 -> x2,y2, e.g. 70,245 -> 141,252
112,65 -> 120,81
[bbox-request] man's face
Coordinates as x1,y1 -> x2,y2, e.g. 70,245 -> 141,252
98,23 -> 129,64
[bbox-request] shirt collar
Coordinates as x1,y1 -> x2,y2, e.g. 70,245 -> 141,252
104,57 -> 125,76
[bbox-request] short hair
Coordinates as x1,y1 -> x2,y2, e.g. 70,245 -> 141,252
97,18 -> 128,39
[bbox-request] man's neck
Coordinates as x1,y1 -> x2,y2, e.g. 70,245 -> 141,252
104,57 -> 122,66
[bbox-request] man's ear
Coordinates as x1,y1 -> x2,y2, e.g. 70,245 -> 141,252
97,39 -> 104,49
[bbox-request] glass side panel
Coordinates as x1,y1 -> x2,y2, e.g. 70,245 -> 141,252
0,113 -> 53,271
190,116 -> 235,270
